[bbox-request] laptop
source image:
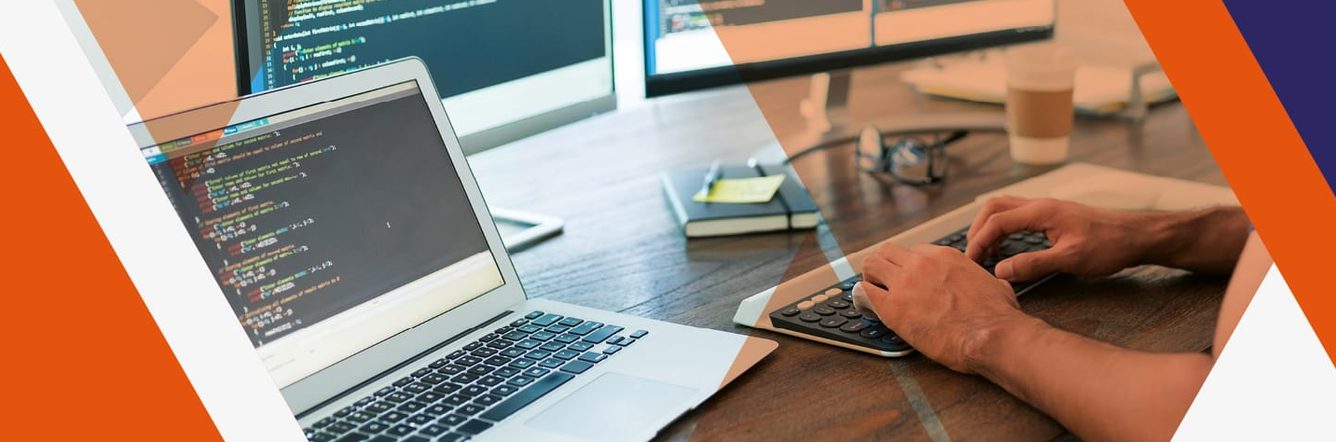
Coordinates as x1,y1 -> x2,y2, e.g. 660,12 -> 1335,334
126,58 -> 776,442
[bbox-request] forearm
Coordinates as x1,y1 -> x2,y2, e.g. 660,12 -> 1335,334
1141,206 -> 1251,273
967,317 -> 1212,442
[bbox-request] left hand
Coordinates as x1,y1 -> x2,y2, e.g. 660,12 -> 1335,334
852,242 -> 1030,373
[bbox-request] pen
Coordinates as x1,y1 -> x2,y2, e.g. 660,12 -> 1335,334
699,160 -> 722,201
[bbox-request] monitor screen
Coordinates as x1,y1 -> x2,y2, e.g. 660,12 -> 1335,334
644,0 -> 1055,96
237,0 -> 615,152
133,81 -> 504,387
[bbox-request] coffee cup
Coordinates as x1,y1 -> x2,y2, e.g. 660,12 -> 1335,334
1005,44 -> 1077,165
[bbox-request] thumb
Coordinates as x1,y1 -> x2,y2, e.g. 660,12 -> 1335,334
995,248 -> 1065,282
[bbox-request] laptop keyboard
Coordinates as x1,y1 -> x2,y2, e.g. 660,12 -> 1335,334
303,311 -> 647,442
767,226 -> 1053,354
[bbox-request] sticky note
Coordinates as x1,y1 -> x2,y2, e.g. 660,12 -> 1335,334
693,175 -> 785,204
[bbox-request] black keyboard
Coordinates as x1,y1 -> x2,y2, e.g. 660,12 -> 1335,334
767,227 -> 1052,355
303,311 -> 648,442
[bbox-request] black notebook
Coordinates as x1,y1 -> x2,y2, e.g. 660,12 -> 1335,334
660,163 -> 820,237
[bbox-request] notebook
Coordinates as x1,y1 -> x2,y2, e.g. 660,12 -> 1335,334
661,163 -> 820,237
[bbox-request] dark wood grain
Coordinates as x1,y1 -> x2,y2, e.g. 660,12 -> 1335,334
466,59 -> 1228,441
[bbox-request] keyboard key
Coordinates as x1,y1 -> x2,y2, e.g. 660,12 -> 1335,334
483,356 -> 512,367
509,319 -> 528,328
602,346 -> 621,355
607,336 -> 623,345
437,433 -> 466,442
385,392 -> 414,403
517,324 -> 542,334
840,321 -> 869,333
796,300 -> 815,310
828,300 -> 851,309
461,385 -> 488,397
365,402 -> 393,414
500,347 -> 527,358
492,385 -> 519,396
531,314 -> 564,327
397,401 -> 426,413
377,411 -> 409,423
471,347 -> 498,358
508,358 -> 536,369
420,374 -> 448,385
558,317 -> 584,327
452,373 -> 479,384
481,372 -> 575,421
814,306 -> 837,316
525,311 -> 544,320
820,317 -> 847,328
494,325 -> 513,335
406,413 -> 434,426
455,356 -> 482,366
456,404 -> 485,416
392,377 -> 413,388
494,367 -> 521,378
568,342 -> 594,352
546,325 -> 571,333
479,333 -> 499,343
311,432 -> 337,442
314,416 -> 335,428
539,358 -> 565,369
554,349 -> 580,360
526,350 -> 553,360
463,342 -> 482,351
336,406 -> 356,417
416,391 -> 445,404
617,338 -> 636,346
577,352 -> 607,363
780,306 -> 801,316
554,333 -> 580,344
524,367 -> 552,378
630,330 -> 648,338
403,383 -> 430,395
356,421 -> 388,434
346,411 -> 375,423
475,394 -> 503,406
423,404 -> 452,417
540,342 -> 565,352
328,421 -> 358,434
432,383 -> 461,395
437,365 -> 464,376
374,386 -> 395,397
583,325 -> 624,343
438,414 -> 468,427
507,376 -> 536,387
478,375 -> 505,387
568,321 -> 602,336
502,331 -> 528,341
839,309 -> 863,319
560,360 -> 594,374
456,419 -> 494,435
799,312 -> 821,322
860,326 -> 887,339
442,394 -> 470,406
418,424 -> 449,437
515,339 -> 542,350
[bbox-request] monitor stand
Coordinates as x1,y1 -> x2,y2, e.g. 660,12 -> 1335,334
490,207 -> 564,253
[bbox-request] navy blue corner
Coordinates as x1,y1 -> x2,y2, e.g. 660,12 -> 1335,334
1219,1 -> 1336,195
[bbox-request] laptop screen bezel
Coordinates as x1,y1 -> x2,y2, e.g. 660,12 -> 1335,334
125,58 -> 528,416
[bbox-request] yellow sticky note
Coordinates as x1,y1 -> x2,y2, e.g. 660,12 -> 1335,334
693,175 -> 786,204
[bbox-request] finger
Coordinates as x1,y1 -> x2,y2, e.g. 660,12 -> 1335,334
861,256 -> 899,289
994,247 -> 1069,282
965,203 -> 1050,262
853,282 -> 891,320
967,196 -> 1029,244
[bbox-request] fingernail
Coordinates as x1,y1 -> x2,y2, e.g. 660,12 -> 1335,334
995,261 -> 1014,280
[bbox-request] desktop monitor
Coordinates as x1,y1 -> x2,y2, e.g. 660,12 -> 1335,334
643,0 -> 1056,97
233,0 -> 616,154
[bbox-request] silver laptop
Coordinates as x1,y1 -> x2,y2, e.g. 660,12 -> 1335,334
126,58 -> 776,442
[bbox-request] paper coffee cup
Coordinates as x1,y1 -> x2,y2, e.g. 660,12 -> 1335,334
1005,44 -> 1077,165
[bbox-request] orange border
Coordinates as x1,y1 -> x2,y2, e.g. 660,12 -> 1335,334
0,55 -> 221,439
1124,0 -> 1336,364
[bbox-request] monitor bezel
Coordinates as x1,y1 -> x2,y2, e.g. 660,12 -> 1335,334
230,0 -> 617,155
642,6 -> 1055,97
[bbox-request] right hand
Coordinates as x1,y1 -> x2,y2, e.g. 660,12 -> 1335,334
965,196 -> 1161,282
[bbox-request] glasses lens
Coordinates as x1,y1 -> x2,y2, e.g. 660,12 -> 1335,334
889,137 -> 948,185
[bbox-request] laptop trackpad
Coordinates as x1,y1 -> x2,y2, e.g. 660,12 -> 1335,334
527,372 -> 699,441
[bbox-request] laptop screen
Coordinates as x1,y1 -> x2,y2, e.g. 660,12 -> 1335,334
135,81 -> 504,387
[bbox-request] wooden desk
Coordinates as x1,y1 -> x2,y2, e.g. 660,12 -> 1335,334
467,61 -> 1229,441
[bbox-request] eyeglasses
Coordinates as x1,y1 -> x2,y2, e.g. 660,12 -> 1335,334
855,125 -> 967,185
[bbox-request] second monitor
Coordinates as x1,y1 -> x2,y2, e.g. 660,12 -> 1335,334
233,0 -> 616,154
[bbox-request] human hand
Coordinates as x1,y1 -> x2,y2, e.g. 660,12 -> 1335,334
853,242 -> 1030,373
965,196 -> 1160,282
